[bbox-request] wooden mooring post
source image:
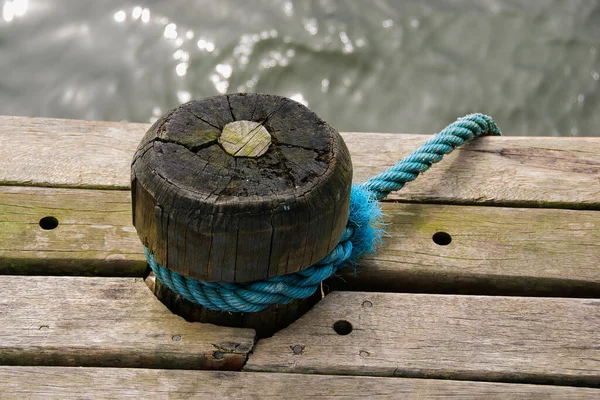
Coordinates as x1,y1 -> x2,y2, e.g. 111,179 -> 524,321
131,93 -> 352,336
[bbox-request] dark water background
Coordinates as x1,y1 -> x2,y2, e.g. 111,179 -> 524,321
1,0 -> 599,136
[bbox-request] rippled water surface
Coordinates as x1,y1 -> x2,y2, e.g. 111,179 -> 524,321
1,0 -> 599,136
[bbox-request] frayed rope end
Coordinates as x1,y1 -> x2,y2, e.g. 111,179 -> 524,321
347,184 -> 385,263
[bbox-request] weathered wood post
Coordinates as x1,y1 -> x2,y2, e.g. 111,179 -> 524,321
132,93 -> 352,336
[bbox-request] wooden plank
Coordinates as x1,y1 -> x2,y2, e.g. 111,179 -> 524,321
0,276 -> 254,369
1,116 -> 599,208
349,132 -> 600,209
2,367 -> 599,400
245,292 -> 600,387
0,116 -> 146,190
343,202 -> 600,297
0,186 -> 146,276
3,186 -> 598,299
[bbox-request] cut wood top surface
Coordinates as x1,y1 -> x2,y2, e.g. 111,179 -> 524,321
133,95 -> 350,200
245,291 -> 600,387
219,120 -> 272,157
0,275 -> 254,370
2,367 -> 599,400
1,115 -> 599,208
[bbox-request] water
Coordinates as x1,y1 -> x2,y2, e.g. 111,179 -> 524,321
1,0 -> 599,136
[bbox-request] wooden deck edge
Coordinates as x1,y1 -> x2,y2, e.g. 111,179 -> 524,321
2,115 -> 599,208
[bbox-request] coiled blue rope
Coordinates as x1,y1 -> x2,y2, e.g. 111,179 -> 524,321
145,113 -> 501,313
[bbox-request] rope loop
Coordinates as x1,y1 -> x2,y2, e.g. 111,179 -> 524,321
146,113 -> 501,312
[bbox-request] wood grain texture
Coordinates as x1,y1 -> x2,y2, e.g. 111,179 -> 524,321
2,367 -> 599,400
0,116 -> 146,189
245,292 -> 600,387
340,202 -> 600,297
1,116 -> 598,208
0,276 -> 254,369
132,94 -> 352,281
3,186 -> 598,298
0,186 -> 146,276
347,132 -> 600,209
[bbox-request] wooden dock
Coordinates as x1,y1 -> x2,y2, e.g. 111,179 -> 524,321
0,115 -> 599,398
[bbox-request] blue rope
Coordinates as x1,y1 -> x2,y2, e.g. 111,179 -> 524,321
362,113 -> 501,200
145,113 -> 501,312
147,184 -> 381,313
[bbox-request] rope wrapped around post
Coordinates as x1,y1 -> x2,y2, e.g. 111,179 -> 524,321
145,113 -> 501,313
